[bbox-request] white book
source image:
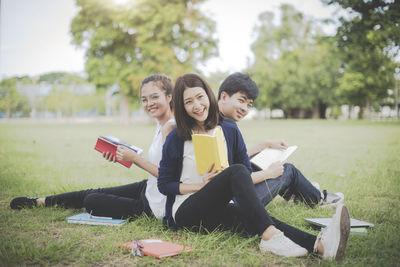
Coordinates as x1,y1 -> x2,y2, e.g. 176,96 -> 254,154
250,145 -> 298,170
103,135 -> 143,155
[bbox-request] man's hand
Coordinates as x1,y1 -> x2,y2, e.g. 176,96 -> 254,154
265,161 -> 284,179
267,139 -> 288,150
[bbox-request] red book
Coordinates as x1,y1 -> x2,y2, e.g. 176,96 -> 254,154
94,136 -> 143,168
120,239 -> 192,259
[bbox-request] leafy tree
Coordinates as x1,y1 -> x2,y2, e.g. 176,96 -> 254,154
70,0 -> 218,119
45,86 -> 105,118
249,4 -> 341,118
45,86 -> 77,118
205,70 -> 230,95
323,0 -> 400,118
40,72 -> 102,118
0,77 -> 31,118
75,92 -> 106,115
39,72 -> 87,85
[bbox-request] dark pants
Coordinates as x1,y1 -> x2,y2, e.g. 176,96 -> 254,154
254,163 -> 321,207
175,164 -> 316,252
45,180 -> 152,219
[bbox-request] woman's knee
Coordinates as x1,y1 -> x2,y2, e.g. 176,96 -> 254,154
228,164 -> 249,174
83,193 -> 102,213
284,163 -> 294,172
227,164 -> 251,181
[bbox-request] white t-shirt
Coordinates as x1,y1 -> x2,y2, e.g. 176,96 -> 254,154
145,119 -> 175,219
172,126 -> 227,220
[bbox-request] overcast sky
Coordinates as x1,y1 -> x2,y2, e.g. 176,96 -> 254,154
0,0 -> 339,78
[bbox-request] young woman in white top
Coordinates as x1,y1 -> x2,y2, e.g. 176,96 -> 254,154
158,73 -> 351,260
10,74 -> 175,220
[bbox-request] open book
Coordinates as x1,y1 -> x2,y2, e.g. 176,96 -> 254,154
120,239 -> 192,259
94,135 -> 143,168
192,126 -> 229,175
66,213 -> 126,226
250,145 -> 298,170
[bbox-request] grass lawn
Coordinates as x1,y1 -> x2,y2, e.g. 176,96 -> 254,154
0,119 -> 399,266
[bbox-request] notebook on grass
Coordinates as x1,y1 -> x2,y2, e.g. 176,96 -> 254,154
66,213 -> 126,226
305,218 -> 374,228
120,239 -> 192,259
305,218 -> 373,236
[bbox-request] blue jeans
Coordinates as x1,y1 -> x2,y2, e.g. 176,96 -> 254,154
254,163 -> 322,208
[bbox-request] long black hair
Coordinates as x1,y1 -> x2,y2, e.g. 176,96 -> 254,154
173,73 -> 219,141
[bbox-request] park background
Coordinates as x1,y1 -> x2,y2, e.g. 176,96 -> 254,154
1,0 -> 400,266
1,0 -> 399,120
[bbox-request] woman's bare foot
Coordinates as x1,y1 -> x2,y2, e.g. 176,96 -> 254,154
36,198 -> 45,206
262,225 -> 276,241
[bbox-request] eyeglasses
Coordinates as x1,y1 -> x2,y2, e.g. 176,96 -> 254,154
130,239 -> 144,257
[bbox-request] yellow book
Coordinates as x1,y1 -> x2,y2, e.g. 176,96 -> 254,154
192,126 -> 229,175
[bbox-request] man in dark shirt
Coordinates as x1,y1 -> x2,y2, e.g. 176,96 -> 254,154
217,72 -> 344,208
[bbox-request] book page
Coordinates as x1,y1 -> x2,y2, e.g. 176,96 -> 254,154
279,146 -> 298,161
104,135 -> 143,155
250,149 -> 282,170
250,145 -> 297,170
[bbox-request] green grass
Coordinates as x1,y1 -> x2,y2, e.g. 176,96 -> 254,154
0,119 -> 399,266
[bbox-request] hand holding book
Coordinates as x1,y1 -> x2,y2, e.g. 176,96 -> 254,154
95,136 -> 143,168
265,161 -> 285,179
192,127 -> 229,175
102,146 -> 138,163
266,139 -> 288,150
103,151 -> 117,162
202,163 -> 220,185
116,145 -> 139,162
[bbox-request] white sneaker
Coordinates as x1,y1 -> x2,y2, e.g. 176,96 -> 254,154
314,204 -> 350,261
260,229 -> 308,257
320,191 -> 345,208
312,182 -> 345,208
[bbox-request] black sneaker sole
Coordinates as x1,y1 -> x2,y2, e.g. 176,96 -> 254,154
335,205 -> 350,261
10,197 -> 38,210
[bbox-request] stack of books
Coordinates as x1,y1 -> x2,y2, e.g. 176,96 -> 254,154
66,213 -> 126,226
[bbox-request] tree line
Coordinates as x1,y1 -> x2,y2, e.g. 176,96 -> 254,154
0,73 -> 104,118
1,0 -> 399,119
249,0 -> 399,118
